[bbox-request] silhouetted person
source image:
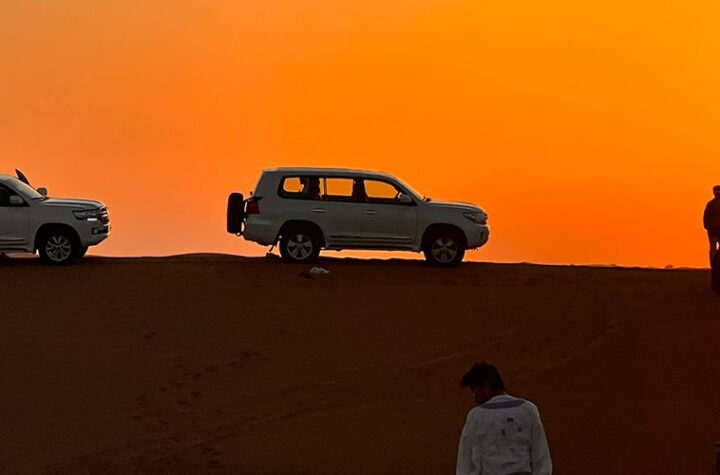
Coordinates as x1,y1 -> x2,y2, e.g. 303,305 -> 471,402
704,185 -> 720,266
298,177 -> 320,200
298,176 -> 311,197
456,362 -> 552,475
307,179 -> 321,201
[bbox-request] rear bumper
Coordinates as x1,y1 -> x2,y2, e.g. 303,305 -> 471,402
243,217 -> 279,246
466,225 -> 489,249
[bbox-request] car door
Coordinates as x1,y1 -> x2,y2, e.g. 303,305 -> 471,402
0,184 -> 30,247
276,175 -> 319,222
314,176 -> 364,247
359,179 -> 417,247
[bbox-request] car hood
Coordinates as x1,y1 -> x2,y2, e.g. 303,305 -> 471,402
425,199 -> 484,212
39,198 -> 105,210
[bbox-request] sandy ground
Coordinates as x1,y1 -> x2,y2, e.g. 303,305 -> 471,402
1,254 -> 720,474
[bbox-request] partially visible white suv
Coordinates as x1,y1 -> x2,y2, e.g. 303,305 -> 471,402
227,168 -> 489,266
0,171 -> 111,265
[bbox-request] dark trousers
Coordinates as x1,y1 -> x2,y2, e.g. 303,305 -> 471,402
708,228 -> 720,267
713,249 -> 720,293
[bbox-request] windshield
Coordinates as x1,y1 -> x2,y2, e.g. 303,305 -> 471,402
393,176 -> 425,201
10,178 -> 45,200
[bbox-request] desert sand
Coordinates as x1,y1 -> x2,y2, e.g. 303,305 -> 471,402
1,254 -> 720,474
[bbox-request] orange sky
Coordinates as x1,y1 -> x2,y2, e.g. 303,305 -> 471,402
1,0 -> 719,267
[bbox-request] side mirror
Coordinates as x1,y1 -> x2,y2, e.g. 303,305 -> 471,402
398,193 -> 413,204
37,187 -> 48,196
9,195 -> 24,206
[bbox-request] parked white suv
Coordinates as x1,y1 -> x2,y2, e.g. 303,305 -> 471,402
0,171 -> 110,265
227,168 -> 489,266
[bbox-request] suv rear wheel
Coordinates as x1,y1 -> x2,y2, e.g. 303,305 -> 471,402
423,229 -> 466,267
38,227 -> 80,266
280,227 -> 321,263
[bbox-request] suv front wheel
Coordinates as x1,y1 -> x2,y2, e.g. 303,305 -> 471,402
423,229 -> 466,267
280,227 -> 321,263
38,227 -> 80,266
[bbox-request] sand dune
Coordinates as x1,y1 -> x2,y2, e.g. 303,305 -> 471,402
1,255 -> 719,474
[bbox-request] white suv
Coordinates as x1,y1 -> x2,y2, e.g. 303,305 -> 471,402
0,171 -> 111,265
227,168 -> 489,266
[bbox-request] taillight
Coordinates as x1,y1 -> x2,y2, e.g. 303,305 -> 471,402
246,198 -> 260,215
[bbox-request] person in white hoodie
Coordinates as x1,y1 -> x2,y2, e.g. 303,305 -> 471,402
456,362 -> 552,475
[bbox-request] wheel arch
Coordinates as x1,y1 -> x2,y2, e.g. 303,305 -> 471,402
277,220 -> 326,247
34,223 -> 81,251
421,223 -> 468,250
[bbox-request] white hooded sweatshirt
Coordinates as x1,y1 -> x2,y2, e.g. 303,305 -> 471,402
456,394 -> 552,475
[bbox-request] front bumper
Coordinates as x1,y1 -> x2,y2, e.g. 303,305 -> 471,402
80,223 -> 111,246
466,225 -> 490,249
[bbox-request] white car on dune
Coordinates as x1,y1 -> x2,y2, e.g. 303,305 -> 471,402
0,170 -> 110,265
227,168 -> 489,266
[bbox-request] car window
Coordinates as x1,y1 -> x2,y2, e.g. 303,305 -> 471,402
320,177 -> 358,202
10,179 -> 43,200
282,177 -> 304,193
363,179 -> 405,204
278,176 -> 321,200
0,184 -> 19,207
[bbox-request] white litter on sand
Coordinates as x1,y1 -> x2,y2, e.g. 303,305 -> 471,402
308,266 -> 330,275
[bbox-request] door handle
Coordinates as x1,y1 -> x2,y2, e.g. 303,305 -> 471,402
364,210 -> 377,215
311,208 -> 325,213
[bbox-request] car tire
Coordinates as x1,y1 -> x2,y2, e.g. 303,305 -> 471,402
423,228 -> 466,267
280,227 -> 321,263
78,246 -> 89,258
38,227 -> 80,266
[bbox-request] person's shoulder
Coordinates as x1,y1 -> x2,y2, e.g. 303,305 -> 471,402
462,406 -> 485,429
466,405 -> 485,419
500,395 -> 538,412
518,399 -> 544,420
518,396 -> 536,406
504,396 -> 533,408
466,404 -> 500,422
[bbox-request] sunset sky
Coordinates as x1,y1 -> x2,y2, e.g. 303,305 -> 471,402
1,0 -> 718,267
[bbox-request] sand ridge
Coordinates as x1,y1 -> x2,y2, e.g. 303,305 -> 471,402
1,255 -> 719,473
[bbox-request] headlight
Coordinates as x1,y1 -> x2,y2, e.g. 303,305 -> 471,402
73,208 -> 106,222
463,211 -> 487,224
